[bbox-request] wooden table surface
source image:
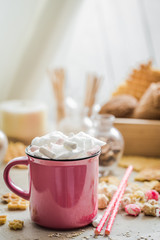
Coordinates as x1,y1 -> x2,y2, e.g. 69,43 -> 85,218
0,163 -> 160,240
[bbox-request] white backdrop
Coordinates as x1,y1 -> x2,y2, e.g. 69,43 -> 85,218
0,0 -> 159,118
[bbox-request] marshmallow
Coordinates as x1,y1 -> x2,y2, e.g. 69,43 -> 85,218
56,149 -> 84,160
98,194 -> 109,209
33,150 -> 44,158
69,136 -> 86,149
39,147 -> 56,159
106,184 -> 118,199
145,190 -> 159,201
29,131 -> 106,160
121,195 -> 132,210
31,137 -> 41,146
31,131 -> 67,146
98,182 -> 108,195
30,145 -> 39,152
132,190 -> 146,203
92,214 -> 102,227
31,136 -> 51,146
49,131 -> 67,143
87,145 -> 100,156
135,202 -> 144,210
125,204 -> 141,216
63,140 -> 77,150
125,187 -> 132,194
98,182 -> 117,200
76,132 -> 105,147
50,143 -> 64,153
142,202 -> 159,216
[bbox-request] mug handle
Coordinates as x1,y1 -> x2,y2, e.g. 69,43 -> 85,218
3,156 -> 30,200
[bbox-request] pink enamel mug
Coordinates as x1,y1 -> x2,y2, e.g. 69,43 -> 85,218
3,146 -> 100,229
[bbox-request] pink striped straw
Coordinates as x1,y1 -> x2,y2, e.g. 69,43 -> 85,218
105,183 -> 127,235
95,165 -> 133,236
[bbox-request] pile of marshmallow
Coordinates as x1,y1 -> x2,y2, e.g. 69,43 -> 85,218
29,131 -> 105,160
123,189 -> 160,217
92,182 -> 160,227
97,181 -> 160,217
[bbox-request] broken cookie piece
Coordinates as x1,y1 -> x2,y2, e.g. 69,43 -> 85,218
1,193 -> 20,203
119,156 -> 160,172
99,175 -> 120,186
9,220 -> 24,230
0,215 -> 7,225
8,199 -> 28,210
135,168 -> 160,182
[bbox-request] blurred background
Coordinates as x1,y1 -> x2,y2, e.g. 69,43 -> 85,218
0,0 -> 159,108
0,0 -> 160,160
